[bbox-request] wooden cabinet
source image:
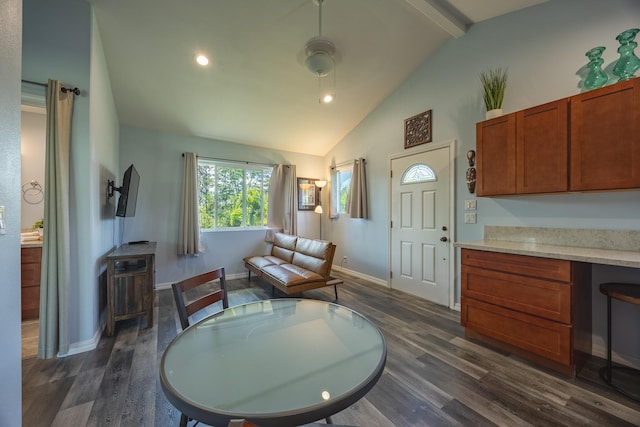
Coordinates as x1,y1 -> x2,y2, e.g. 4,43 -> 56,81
477,77 -> 640,196
21,246 -> 42,320
476,99 -> 568,196
476,113 -> 516,196
570,78 -> 640,191
106,242 -> 156,336
516,99 -> 568,194
460,248 -> 591,376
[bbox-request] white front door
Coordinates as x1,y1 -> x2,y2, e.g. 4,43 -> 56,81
390,144 -> 453,306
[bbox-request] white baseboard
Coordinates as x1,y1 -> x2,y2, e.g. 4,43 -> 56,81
60,324 -> 102,358
331,265 -> 389,288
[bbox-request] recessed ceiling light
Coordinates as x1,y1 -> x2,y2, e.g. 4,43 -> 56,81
195,54 -> 209,66
321,93 -> 334,103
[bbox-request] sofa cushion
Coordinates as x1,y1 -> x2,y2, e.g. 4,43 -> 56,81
243,255 -> 287,270
271,233 -> 298,263
262,264 -> 324,287
292,237 -> 333,278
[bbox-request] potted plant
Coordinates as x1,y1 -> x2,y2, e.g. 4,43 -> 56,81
479,67 -> 508,119
33,218 -> 44,237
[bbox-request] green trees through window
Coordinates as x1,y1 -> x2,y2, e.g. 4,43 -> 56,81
198,160 -> 272,230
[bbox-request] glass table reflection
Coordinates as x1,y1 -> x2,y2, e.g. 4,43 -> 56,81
160,299 -> 387,427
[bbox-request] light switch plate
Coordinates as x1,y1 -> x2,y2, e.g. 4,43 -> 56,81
465,199 -> 477,211
464,212 -> 477,224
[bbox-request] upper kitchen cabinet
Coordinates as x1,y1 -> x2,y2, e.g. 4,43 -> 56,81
570,78 -> 640,191
477,77 -> 640,197
516,99 -> 569,194
476,98 -> 568,197
476,113 -> 516,196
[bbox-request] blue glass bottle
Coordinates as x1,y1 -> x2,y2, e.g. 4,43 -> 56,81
584,46 -> 608,90
613,28 -> 640,82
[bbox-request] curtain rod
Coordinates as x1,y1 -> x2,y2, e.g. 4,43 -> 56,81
332,158 -> 366,169
182,153 -> 277,168
21,79 -> 81,96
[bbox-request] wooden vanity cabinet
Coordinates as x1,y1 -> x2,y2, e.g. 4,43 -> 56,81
460,248 -> 591,376
570,78 -> 640,191
476,99 -> 568,196
21,246 -> 42,320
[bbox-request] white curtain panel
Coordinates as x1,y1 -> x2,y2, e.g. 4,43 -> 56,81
39,80 -> 73,358
178,152 -> 202,255
267,164 -> 297,240
347,158 -> 368,219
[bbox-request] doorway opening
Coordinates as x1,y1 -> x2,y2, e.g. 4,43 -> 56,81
20,96 -> 46,359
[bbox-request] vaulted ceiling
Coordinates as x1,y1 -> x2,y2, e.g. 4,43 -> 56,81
92,0 -> 546,156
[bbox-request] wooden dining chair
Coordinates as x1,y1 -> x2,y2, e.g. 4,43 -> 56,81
172,268 -> 230,427
172,267 -> 230,330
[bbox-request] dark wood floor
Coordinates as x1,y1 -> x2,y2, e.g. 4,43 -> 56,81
23,272 -> 640,427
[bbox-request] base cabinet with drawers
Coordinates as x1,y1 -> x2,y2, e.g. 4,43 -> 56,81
460,248 -> 592,376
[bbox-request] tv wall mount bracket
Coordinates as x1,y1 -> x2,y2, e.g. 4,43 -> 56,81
107,180 -> 122,198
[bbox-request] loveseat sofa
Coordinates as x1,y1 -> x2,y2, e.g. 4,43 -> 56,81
243,233 -> 341,298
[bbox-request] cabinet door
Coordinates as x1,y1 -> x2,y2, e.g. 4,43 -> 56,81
570,78 -> 640,191
476,113 -> 516,196
516,99 -> 569,194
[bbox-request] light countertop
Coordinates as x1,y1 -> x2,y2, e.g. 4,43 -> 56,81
454,239 -> 640,268
454,226 -> 640,268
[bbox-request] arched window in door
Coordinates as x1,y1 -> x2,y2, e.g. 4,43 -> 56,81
401,163 -> 436,184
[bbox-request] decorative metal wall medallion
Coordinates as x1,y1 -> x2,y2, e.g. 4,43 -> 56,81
404,109 -> 432,149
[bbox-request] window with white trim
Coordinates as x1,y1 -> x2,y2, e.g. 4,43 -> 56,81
197,159 -> 272,230
335,164 -> 352,213
401,163 -> 436,184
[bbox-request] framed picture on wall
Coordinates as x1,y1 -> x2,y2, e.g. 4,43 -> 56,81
297,178 -> 318,211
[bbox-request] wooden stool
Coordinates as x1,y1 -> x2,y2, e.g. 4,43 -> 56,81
598,282 -> 640,402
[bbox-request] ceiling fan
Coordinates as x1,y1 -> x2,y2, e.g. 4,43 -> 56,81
302,0 -> 337,103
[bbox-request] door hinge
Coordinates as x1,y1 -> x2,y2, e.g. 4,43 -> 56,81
390,220 -> 393,228
390,170 -> 393,178
390,271 -> 393,279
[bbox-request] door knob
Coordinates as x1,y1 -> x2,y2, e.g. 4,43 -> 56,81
440,236 -> 448,242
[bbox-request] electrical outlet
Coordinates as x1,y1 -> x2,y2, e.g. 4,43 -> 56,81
465,199 -> 477,210
464,212 -> 477,224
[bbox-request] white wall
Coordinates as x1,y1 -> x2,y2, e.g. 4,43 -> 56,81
88,9 -> 120,342
119,125 -> 324,285
322,0 -> 640,364
0,0 -> 22,423
20,109 -> 46,229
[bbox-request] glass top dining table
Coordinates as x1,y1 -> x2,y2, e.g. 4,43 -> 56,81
160,298 -> 387,427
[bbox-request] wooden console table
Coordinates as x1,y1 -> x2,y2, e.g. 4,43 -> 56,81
106,242 -> 156,336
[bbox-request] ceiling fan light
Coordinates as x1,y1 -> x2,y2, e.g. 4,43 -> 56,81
305,51 -> 334,77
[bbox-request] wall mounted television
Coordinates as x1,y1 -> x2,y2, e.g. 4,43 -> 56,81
115,164 -> 140,217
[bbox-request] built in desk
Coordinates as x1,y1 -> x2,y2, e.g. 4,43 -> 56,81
455,226 -> 640,376
106,242 -> 156,336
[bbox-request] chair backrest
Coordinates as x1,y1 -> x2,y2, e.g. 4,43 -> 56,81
172,267 -> 229,330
